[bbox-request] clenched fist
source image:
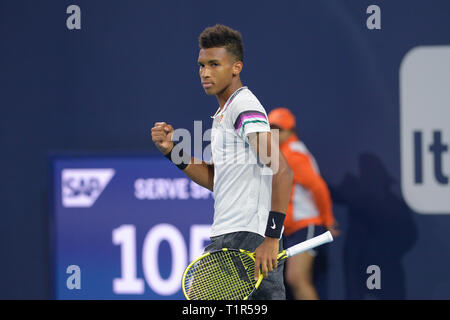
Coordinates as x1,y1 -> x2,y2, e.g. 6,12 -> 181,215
151,122 -> 174,155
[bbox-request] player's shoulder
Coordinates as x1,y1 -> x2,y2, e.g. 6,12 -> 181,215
234,87 -> 261,105
230,87 -> 266,114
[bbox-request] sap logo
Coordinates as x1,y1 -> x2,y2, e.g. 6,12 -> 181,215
400,46 -> 450,214
62,169 -> 115,208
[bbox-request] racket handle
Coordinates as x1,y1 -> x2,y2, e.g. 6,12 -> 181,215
285,231 -> 333,258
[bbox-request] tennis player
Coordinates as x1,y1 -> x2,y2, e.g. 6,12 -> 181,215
268,107 -> 339,300
151,24 -> 293,300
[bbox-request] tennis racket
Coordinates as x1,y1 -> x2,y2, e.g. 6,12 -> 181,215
182,231 -> 333,300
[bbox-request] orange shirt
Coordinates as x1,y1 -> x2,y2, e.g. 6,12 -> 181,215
281,134 -> 335,236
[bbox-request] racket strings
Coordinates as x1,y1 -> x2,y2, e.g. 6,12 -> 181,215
183,250 -> 257,300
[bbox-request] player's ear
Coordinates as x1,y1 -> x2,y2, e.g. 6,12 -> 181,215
232,60 -> 243,77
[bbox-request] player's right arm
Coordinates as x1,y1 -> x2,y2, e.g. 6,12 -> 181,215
151,122 -> 214,191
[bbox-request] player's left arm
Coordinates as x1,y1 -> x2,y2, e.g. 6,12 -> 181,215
248,131 -> 293,280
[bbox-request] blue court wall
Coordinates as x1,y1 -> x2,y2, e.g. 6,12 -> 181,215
1,0 -> 449,299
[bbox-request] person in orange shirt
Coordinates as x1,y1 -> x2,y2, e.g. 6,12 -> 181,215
268,107 -> 339,300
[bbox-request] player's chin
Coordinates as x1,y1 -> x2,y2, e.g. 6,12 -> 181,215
202,86 -> 216,95
202,83 -> 221,95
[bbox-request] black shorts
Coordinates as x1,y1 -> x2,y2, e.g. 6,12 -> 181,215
283,224 -> 326,257
204,231 -> 286,300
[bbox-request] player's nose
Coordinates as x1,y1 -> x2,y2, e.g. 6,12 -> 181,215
200,67 -> 211,79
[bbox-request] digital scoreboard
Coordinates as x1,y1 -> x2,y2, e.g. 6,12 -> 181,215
50,155 -> 214,299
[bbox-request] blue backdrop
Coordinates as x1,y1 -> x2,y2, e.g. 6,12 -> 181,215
1,0 -> 449,299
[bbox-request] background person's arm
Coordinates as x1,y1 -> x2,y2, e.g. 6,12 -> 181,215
288,152 -> 339,236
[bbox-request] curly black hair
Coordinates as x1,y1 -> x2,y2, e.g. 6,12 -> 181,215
198,24 -> 244,62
